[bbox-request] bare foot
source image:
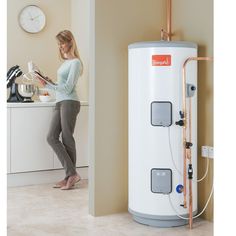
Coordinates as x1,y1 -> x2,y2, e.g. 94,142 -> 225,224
53,179 -> 67,188
60,174 -> 81,190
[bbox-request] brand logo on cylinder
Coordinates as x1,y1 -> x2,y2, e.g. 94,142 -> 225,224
152,55 -> 171,66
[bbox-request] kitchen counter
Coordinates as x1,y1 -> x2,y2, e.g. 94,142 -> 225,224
7,100 -> 88,107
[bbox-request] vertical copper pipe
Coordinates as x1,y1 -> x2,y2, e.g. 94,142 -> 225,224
160,0 -> 172,41
167,0 -> 172,41
182,56 -> 213,229
188,98 -> 193,229
189,171 -> 193,229
189,99 -> 192,145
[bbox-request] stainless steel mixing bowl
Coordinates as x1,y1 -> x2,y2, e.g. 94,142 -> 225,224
18,84 -> 37,98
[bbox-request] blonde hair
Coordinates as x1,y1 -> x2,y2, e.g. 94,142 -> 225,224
56,30 -> 83,75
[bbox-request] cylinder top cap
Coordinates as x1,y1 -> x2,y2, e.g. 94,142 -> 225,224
128,41 -> 197,49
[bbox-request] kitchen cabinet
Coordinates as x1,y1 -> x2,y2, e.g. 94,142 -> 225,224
10,106 -> 54,173
7,102 -> 88,174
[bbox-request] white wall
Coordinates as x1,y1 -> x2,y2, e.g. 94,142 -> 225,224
71,0 -> 89,101
7,0 -> 70,82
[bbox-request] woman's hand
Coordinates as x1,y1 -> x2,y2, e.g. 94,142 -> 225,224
35,75 -> 46,86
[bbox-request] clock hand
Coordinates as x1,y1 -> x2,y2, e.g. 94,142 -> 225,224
32,15 -> 41,20
28,12 -> 33,20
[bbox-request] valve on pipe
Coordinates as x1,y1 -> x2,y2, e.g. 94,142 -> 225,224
175,110 -> 185,126
188,164 -> 193,179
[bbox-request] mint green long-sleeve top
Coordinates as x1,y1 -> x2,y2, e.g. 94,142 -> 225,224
47,58 -> 82,102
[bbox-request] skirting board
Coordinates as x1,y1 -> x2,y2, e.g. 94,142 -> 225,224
7,167 -> 88,187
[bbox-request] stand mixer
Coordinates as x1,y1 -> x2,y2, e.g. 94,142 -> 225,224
7,65 -> 37,103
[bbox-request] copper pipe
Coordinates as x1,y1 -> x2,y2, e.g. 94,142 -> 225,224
167,0 -> 172,41
188,98 -> 193,229
160,0 -> 172,41
189,98 -> 192,146
189,170 -> 193,229
182,56 -> 213,229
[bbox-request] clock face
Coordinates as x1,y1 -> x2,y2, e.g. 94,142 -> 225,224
19,5 -> 46,33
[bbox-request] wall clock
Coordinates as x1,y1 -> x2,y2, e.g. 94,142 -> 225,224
18,5 -> 46,33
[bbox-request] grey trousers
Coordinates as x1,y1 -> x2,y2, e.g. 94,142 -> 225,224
47,100 -> 80,179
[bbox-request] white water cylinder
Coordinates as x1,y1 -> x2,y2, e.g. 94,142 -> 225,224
128,41 -> 198,227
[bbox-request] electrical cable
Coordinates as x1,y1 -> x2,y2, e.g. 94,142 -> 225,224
167,127 -> 183,176
197,156 -> 210,182
168,183 -> 214,220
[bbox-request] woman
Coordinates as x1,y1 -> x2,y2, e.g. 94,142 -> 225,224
38,30 -> 83,190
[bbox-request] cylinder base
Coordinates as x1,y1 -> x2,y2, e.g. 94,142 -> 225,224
129,208 -> 197,228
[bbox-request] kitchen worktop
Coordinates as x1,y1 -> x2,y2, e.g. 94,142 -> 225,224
7,101 -> 89,107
